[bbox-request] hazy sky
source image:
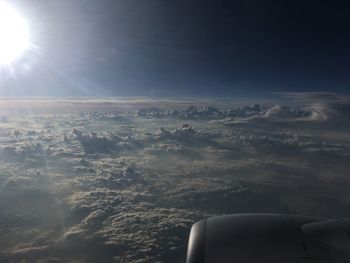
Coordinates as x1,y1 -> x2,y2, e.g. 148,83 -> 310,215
1,0 -> 350,97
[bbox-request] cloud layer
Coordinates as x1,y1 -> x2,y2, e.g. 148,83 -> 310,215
0,94 -> 349,262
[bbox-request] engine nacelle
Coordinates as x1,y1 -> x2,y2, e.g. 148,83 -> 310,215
186,214 -> 350,263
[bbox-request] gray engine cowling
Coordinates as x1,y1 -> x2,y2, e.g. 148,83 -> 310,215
186,214 -> 350,263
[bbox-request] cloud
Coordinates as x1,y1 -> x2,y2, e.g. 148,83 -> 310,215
262,104 -> 327,122
72,129 -> 115,154
280,92 -> 350,121
1,96 -> 350,262
135,102 -> 334,123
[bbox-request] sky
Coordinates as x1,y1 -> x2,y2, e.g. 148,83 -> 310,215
1,0 -> 350,97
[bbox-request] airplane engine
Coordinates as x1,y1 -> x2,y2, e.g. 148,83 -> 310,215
186,214 -> 350,263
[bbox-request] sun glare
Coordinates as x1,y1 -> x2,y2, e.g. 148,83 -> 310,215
0,2 -> 29,65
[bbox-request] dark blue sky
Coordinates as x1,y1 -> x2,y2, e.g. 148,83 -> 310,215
2,0 -> 350,97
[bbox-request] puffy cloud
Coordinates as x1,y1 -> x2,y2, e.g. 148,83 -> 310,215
157,124 -> 197,141
134,102 -> 337,123
280,92 -> 350,122
224,104 -> 266,118
137,105 -> 225,120
264,105 -> 313,119
72,129 -> 115,154
137,107 -> 164,118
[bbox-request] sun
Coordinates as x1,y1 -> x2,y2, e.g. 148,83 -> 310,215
0,2 -> 29,65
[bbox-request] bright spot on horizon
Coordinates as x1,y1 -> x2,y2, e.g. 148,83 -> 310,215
0,2 -> 29,65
